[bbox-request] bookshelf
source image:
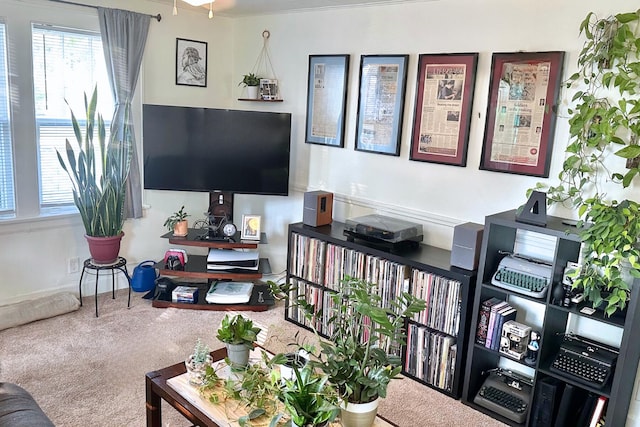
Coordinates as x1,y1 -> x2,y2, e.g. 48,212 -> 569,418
461,210 -> 640,426
284,221 -> 476,398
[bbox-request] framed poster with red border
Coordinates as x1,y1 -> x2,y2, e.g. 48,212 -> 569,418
410,53 -> 478,166
479,51 -> 565,177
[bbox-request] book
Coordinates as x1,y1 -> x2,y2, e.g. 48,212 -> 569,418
492,305 -> 516,351
554,383 -> 586,426
577,393 -> 598,427
485,300 -> 508,349
206,281 -> 253,304
589,396 -> 607,427
475,297 -> 502,345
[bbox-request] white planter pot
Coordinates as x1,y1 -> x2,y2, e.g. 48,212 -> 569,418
247,85 -> 259,99
340,398 -> 379,427
226,343 -> 250,368
279,350 -> 309,383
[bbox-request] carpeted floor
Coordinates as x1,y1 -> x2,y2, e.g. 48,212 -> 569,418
0,290 -> 506,426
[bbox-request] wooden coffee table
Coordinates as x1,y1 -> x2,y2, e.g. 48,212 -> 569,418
145,347 -> 398,427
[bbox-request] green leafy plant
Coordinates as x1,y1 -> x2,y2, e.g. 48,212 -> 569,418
531,10 -> 640,315
239,73 -> 261,87
56,86 -> 131,237
216,314 -> 262,348
192,338 -> 210,364
163,205 -> 190,231
291,276 -> 425,404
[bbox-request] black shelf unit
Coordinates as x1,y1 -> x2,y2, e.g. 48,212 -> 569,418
284,221 -> 476,398
461,209 -> 640,426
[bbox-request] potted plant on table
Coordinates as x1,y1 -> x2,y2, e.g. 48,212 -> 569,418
239,73 -> 261,99
164,205 -> 190,236
531,10 -> 640,316
57,87 -> 131,264
186,338 -> 213,386
216,314 -> 261,368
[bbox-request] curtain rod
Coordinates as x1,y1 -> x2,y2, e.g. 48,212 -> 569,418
48,0 -> 162,21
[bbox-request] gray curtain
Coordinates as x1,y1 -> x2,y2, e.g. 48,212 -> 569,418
98,7 -> 150,219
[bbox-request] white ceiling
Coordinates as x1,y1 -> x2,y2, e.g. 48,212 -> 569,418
160,0 -> 434,17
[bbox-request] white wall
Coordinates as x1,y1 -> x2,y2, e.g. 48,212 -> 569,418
2,0 -> 640,423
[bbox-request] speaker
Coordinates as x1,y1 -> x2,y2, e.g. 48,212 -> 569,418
303,191 -> 333,227
530,377 -> 562,426
450,222 -> 483,270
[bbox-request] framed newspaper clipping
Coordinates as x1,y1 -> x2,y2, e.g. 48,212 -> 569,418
305,55 -> 350,147
410,53 -> 478,166
355,54 -> 409,156
480,51 -> 565,177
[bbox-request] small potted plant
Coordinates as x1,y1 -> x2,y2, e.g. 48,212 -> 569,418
185,338 -> 212,386
216,314 -> 261,368
239,73 -> 261,99
164,205 -> 189,236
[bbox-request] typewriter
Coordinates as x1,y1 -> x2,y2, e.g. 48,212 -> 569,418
550,333 -> 618,389
474,368 -> 533,424
491,253 -> 552,299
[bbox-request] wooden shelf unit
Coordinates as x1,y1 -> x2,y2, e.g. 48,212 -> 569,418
461,209 -> 640,426
284,221 -> 476,398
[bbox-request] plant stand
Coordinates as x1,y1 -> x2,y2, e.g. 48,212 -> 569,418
78,257 -> 131,317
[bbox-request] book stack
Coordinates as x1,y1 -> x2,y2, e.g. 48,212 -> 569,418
172,285 -> 199,303
475,297 -> 517,351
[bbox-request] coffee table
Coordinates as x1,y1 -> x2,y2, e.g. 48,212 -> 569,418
145,347 -> 398,427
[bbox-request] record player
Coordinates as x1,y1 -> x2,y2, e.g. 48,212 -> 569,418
344,214 -> 423,252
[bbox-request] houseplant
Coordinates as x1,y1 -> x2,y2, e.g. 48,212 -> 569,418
216,314 -> 261,368
532,10 -> 640,316
186,338 -> 213,386
292,276 -> 425,426
239,73 -> 261,99
57,87 -> 131,264
164,205 -> 190,236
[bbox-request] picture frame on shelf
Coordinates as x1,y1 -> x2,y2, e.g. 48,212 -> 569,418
479,51 -> 565,177
355,54 -> 409,156
260,78 -> 279,100
241,214 -> 261,240
305,54 -> 350,147
175,38 -> 207,87
410,53 -> 478,167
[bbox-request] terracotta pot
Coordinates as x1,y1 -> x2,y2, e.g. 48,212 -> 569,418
85,233 -> 124,264
340,398 -> 379,427
173,220 -> 188,237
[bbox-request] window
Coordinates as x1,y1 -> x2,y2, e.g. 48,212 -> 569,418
0,23 -> 15,215
32,24 -> 113,207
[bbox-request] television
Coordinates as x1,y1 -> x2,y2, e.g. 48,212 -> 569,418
142,104 -> 291,197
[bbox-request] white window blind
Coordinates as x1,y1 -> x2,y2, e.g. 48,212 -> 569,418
32,24 -> 113,207
0,23 -> 15,215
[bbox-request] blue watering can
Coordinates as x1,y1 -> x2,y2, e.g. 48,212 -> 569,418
131,260 -> 159,292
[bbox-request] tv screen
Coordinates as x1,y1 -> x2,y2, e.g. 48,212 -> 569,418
142,105 -> 291,196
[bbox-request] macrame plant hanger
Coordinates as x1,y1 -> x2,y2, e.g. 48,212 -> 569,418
248,30 -> 281,101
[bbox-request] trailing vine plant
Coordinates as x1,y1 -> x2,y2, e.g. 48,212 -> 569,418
531,10 -> 640,316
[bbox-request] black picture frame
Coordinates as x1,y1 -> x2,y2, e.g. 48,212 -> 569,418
479,51 -> 565,177
355,54 -> 409,156
176,38 -> 208,88
305,55 -> 350,147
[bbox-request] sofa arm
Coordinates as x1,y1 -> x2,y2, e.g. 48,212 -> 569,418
0,383 -> 54,427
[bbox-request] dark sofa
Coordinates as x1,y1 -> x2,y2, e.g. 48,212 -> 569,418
0,383 -> 54,426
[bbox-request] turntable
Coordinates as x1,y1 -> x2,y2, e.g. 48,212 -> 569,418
343,214 -> 423,253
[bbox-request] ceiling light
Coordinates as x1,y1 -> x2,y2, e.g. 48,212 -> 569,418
173,0 -> 215,19
182,0 -> 210,5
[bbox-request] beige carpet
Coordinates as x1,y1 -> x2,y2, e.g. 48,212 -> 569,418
0,290 -> 506,427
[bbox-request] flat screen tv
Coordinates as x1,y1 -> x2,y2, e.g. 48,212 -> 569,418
142,104 -> 291,196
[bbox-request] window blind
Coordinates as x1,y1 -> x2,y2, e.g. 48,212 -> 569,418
0,23 -> 16,215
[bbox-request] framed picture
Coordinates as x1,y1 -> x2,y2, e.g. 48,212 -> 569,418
176,38 -> 207,87
260,78 -> 279,100
241,214 -> 261,240
480,51 -> 565,177
355,54 -> 409,156
410,53 -> 478,166
305,55 -> 350,147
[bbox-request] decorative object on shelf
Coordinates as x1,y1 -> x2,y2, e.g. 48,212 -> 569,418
164,205 -> 190,236
305,54 -> 350,147
176,38 -> 207,87
216,314 -> 261,368
240,30 -> 282,101
515,190 -> 547,227
186,338 -> 212,386
409,53 -> 478,167
239,73 -> 261,99
524,331 -> 540,365
241,214 -> 261,240
56,87 -> 131,264
355,55 -> 409,156
531,10 -> 640,317
479,51 -> 565,177
131,260 -> 159,292
171,0 -> 215,19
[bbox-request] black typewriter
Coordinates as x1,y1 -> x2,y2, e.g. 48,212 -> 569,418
550,333 -> 618,389
474,368 -> 533,424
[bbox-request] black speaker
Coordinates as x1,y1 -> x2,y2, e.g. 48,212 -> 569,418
450,222 -> 483,270
530,377 -> 562,426
303,191 -> 333,227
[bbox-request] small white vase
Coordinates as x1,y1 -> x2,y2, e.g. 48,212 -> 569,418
247,85 -> 259,99
226,343 -> 250,368
340,398 -> 379,427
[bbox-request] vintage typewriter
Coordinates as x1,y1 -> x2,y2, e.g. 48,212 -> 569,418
474,368 -> 533,424
491,253 -> 552,299
550,333 -> 618,389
